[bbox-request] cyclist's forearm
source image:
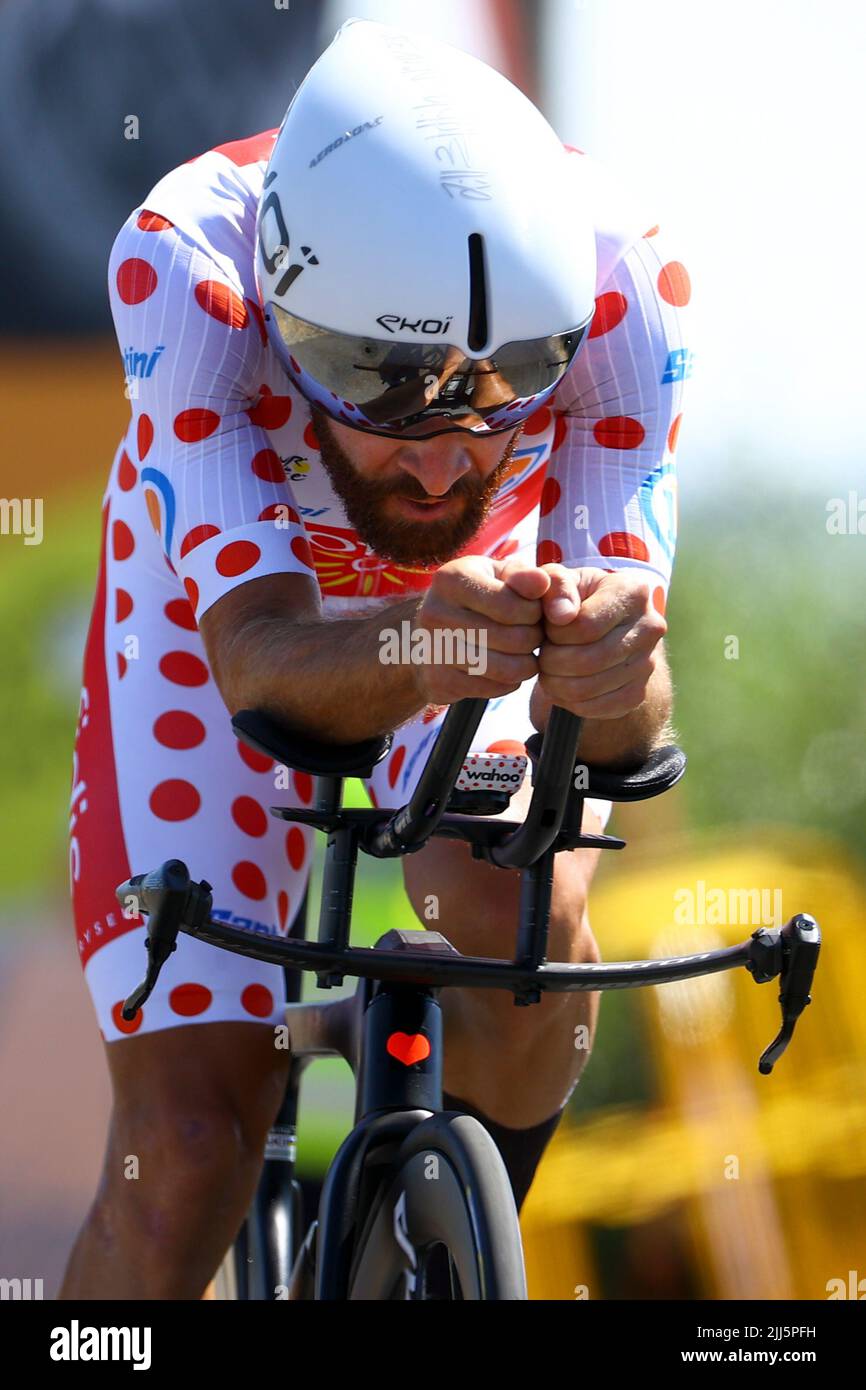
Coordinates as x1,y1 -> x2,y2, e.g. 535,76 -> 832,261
228,597 -> 427,742
529,647 -> 675,769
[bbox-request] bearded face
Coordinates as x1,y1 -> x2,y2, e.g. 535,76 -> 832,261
311,404 -> 525,567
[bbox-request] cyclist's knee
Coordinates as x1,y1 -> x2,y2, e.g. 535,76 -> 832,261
106,1095 -> 263,1204
101,1024 -> 288,1215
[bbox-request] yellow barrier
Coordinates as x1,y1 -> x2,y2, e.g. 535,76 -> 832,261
522,826 -> 866,1300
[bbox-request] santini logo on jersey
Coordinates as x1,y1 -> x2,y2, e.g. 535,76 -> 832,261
122,345 -> 165,378
310,115 -> 384,169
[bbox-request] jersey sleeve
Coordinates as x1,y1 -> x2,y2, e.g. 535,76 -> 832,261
107,209 -> 317,622
538,224 -> 692,617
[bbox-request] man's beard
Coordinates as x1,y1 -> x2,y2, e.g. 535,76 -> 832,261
311,404 -> 524,567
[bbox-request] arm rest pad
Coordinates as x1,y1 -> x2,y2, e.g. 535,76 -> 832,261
523,735 -> 686,802
231,709 -> 393,779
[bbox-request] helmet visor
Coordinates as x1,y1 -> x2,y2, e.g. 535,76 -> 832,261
268,305 -> 593,434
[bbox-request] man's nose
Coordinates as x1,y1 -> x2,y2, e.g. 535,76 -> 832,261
394,440 -> 473,496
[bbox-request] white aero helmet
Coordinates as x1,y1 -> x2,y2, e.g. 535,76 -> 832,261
255,17 -> 596,436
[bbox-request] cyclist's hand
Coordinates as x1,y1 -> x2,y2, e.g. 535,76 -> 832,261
535,565 -> 667,718
410,555 -> 548,703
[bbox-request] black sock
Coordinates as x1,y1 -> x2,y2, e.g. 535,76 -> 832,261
441,1090 -> 566,1214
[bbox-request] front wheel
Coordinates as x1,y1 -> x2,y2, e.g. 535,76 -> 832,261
347,1112 -> 527,1300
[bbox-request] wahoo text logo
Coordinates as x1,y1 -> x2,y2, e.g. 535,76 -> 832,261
123,345 -> 165,379
310,115 -> 383,168
0,496 -> 43,546
0,1277 -> 43,1299
379,619 -> 487,675
50,1321 -> 152,1370
673,880 -> 783,928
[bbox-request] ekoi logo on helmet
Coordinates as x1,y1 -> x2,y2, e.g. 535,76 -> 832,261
376,315 -> 454,336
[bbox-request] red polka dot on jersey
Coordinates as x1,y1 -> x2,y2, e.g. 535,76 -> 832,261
246,297 -> 268,346
492,538 -> 520,560
216,539 -> 261,577
294,771 -> 313,805
137,414 -> 154,461
552,414 -> 568,452
540,478 -> 561,517
137,210 -> 174,232
232,796 -> 268,837
116,258 -> 157,305
289,356 -> 301,374
277,891 -> 290,932
487,740 -> 526,757
246,385 -> 292,430
154,710 -> 206,750
536,539 -> 563,565
598,532 -> 650,562
368,786 -> 379,808
523,406 -> 552,436
112,519 -> 135,561
667,413 -> 683,453
593,416 -> 646,450
589,291 -> 628,338
238,741 -> 274,773
285,826 -> 306,871
194,279 -> 249,329
159,651 -> 209,687
644,225 -> 659,238
259,503 -> 300,525
303,422 -> 320,452
241,984 -> 274,1019
251,448 -> 285,483
115,588 -> 133,622
658,261 -> 691,306
388,745 -> 406,789
112,1000 -> 142,1034
174,408 -> 221,443
653,586 -> 667,615
118,450 -> 137,490
232,861 -> 268,900
165,598 -> 198,631
290,535 -> 315,570
183,578 -> 199,613
117,652 -> 127,680
149,778 -> 201,821
180,523 -> 221,557
169,983 -> 212,1017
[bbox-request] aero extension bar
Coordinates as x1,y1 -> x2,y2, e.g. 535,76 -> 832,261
364,700 -> 583,866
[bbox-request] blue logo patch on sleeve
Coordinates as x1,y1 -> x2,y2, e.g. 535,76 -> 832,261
661,348 -> 695,384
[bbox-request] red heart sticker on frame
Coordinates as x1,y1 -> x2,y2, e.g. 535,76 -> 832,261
386,1032 -> 431,1066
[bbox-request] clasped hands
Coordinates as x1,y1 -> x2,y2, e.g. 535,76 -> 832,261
411,553 -> 667,720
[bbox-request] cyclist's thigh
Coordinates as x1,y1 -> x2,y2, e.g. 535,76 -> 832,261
71,495 -> 315,1045
103,1020 -> 291,1151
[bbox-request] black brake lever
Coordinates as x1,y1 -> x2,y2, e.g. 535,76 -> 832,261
748,913 -> 821,1074
115,861 -> 213,1021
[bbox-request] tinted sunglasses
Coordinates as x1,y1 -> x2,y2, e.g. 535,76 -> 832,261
266,304 -> 593,436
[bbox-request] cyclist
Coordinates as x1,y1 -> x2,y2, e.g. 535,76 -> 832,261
62,17 -> 690,1298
